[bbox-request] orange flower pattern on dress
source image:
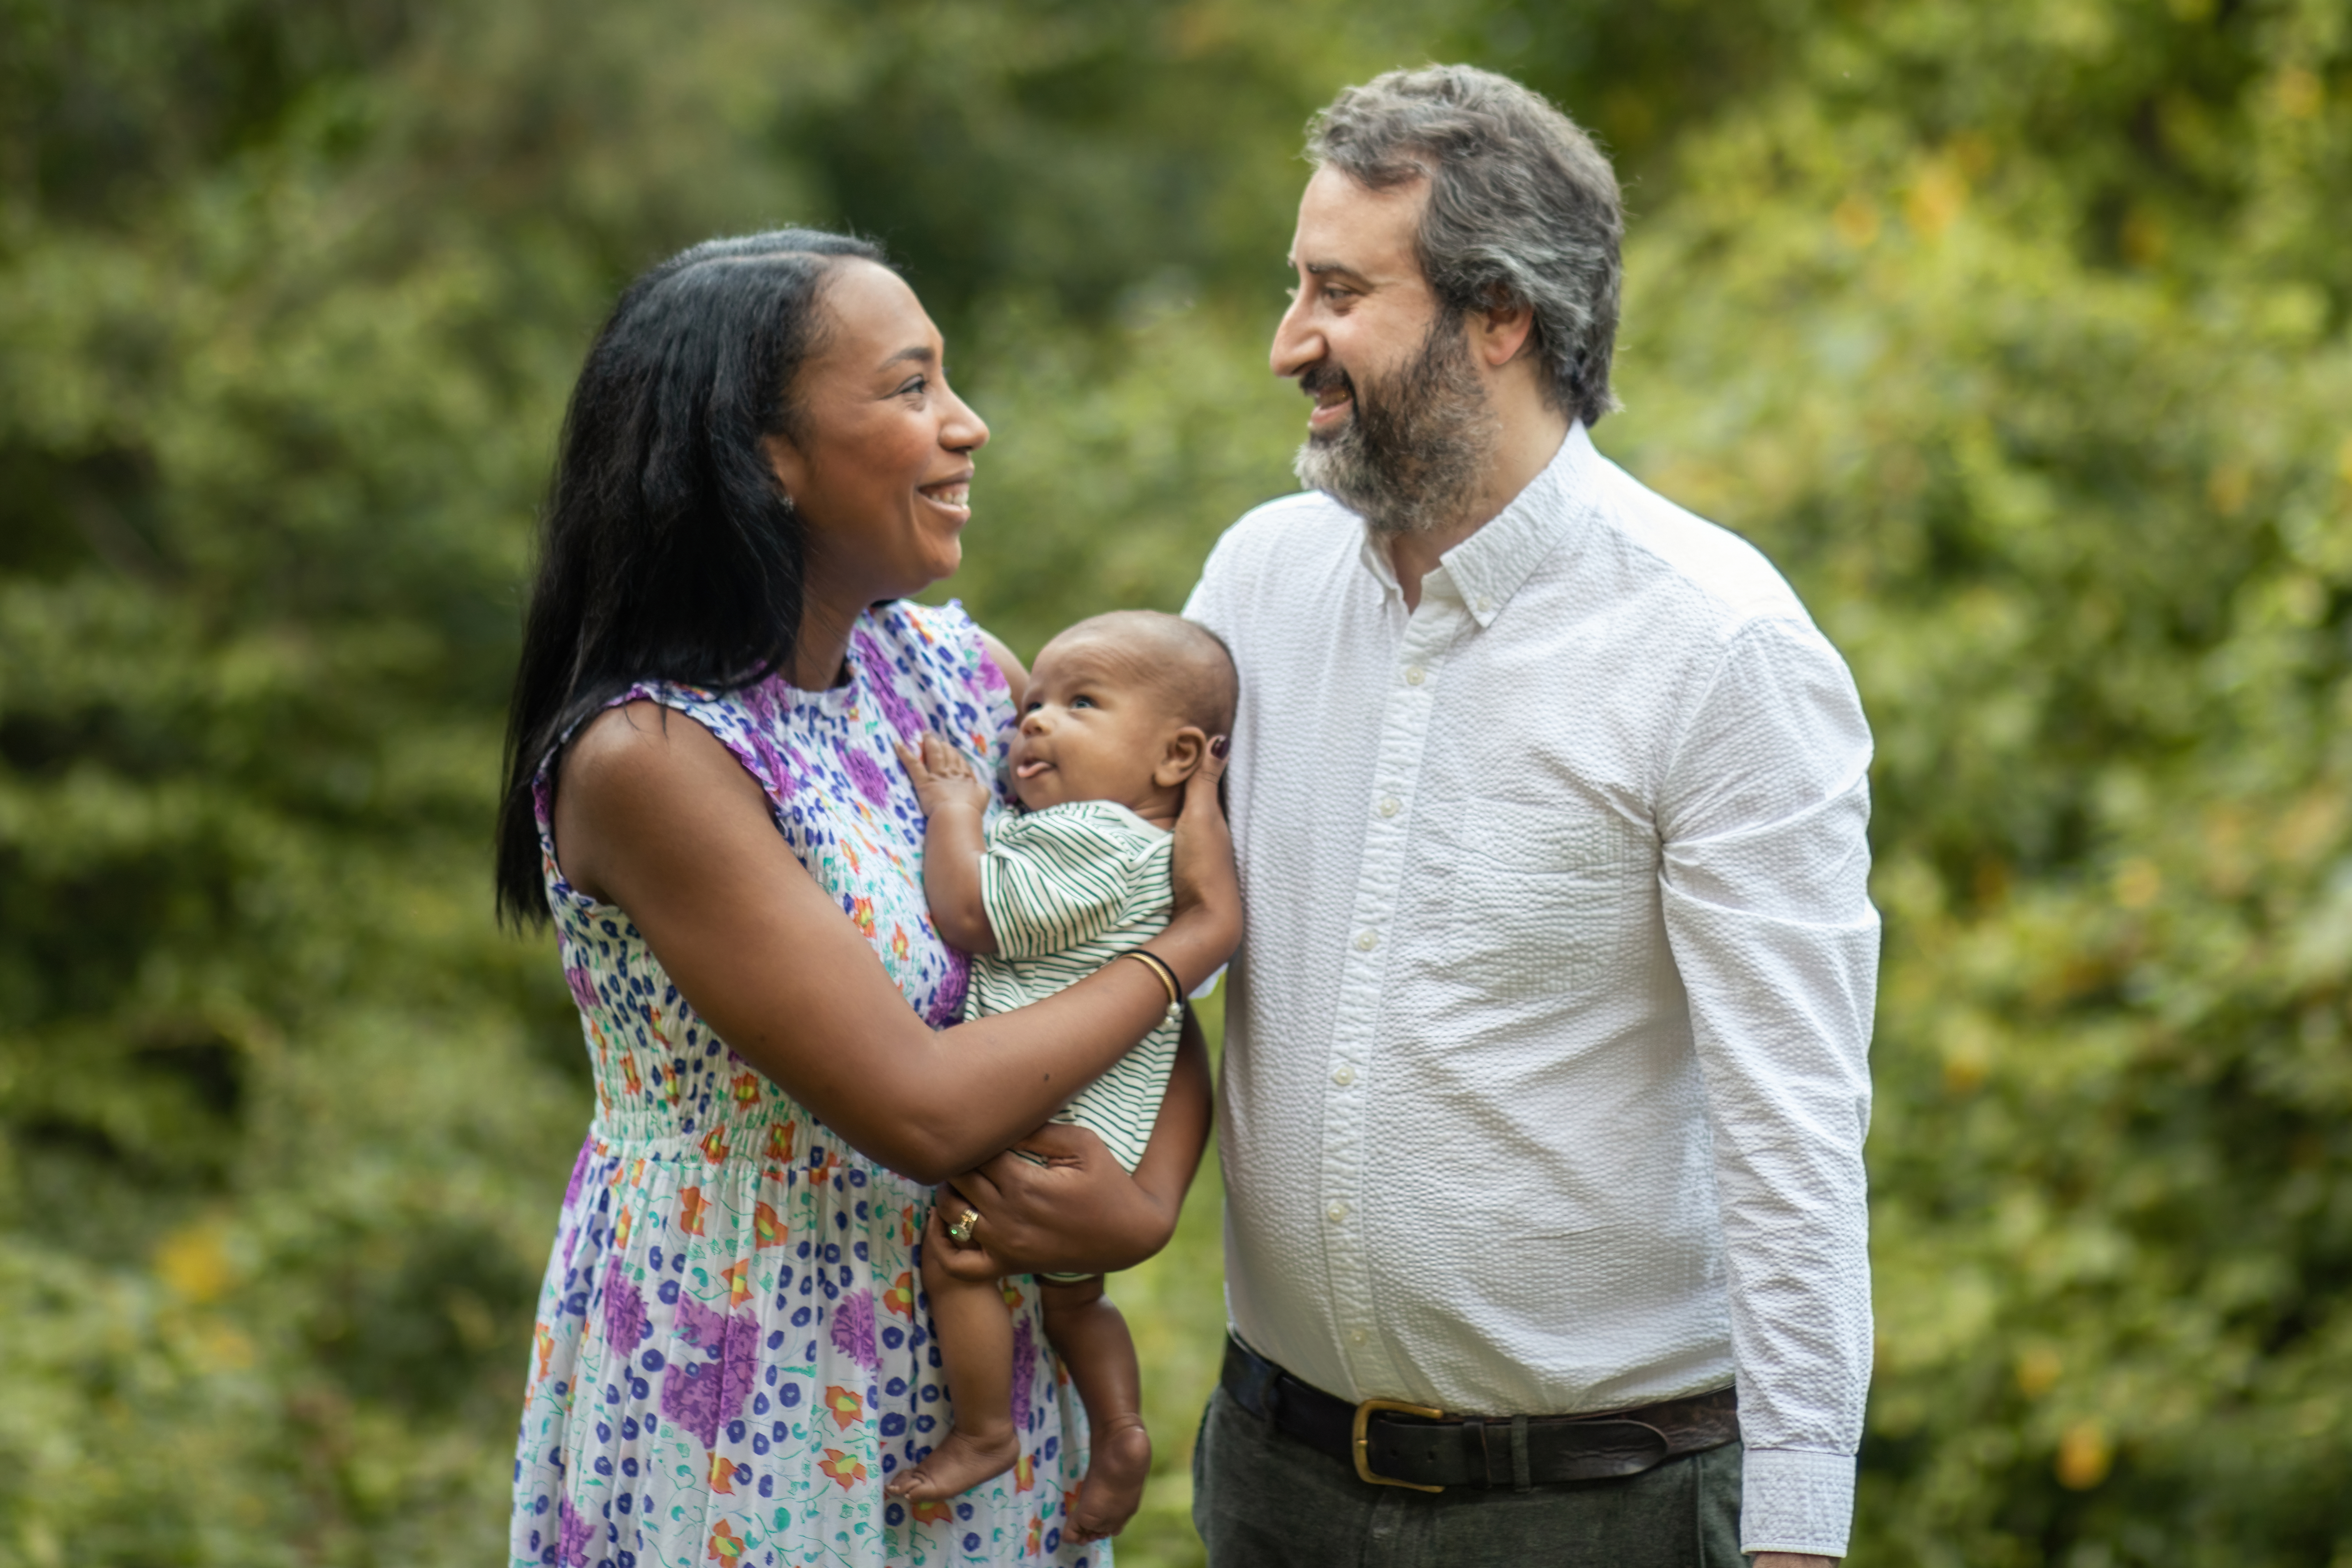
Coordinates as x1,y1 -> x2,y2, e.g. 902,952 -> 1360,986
510,604 -> 1095,1568
823,1384 -> 863,1431
817,1448 -> 867,1490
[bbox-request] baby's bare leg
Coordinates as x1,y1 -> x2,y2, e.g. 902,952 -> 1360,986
1039,1275 -> 1152,1541
885,1202 -> 1019,1501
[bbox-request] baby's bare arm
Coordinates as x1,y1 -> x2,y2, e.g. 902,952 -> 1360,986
894,734 -> 998,954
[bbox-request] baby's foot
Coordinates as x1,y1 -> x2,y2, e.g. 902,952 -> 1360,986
1067,1417 -> 1152,1542
885,1425 -> 1020,1503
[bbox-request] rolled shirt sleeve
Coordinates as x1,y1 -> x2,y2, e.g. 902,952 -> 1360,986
1657,617 -> 1879,1558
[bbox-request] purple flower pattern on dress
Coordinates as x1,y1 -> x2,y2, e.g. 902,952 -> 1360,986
830,1287 -> 880,1370
557,1496 -> 592,1567
839,743 -> 891,807
862,632 -> 928,743
510,602 -> 1098,1568
661,1295 -> 760,1450
602,1258 -> 649,1357
1010,1315 -> 1038,1431
563,1139 -> 592,1207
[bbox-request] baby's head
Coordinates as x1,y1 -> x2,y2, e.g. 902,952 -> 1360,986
1009,610 -> 1236,820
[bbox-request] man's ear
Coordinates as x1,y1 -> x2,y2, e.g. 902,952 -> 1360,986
1153,726 -> 1209,789
1474,296 -> 1537,369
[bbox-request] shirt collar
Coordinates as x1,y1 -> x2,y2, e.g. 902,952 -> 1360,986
1352,421 -> 1597,628
1438,421 -> 1595,628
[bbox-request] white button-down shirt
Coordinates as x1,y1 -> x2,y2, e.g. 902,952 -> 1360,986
1183,423 -> 1878,1556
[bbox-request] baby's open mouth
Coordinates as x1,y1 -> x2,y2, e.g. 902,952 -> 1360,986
1014,758 -> 1053,780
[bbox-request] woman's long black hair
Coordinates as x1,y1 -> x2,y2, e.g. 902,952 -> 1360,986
494,229 -> 889,926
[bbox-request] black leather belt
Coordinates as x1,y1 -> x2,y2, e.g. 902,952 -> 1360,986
1221,1336 -> 1738,1492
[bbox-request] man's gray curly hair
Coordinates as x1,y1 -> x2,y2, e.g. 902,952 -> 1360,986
1307,65 -> 1624,427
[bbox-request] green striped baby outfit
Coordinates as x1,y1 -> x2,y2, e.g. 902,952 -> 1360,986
966,800 -> 1177,1174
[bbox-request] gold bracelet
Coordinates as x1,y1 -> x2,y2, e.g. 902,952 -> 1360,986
1121,950 -> 1185,1022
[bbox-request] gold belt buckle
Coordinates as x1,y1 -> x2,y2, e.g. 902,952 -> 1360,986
1352,1397 -> 1448,1492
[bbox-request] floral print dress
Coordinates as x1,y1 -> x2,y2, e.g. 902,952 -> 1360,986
510,601 -> 1102,1568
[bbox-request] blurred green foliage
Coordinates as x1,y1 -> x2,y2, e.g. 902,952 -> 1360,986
2,0 -> 2348,1563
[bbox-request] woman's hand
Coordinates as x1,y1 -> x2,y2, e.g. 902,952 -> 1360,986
937,1124 -> 1153,1278
1151,737 -> 1239,993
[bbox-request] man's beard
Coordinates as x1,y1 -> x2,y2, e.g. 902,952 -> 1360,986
1292,313 -> 1499,537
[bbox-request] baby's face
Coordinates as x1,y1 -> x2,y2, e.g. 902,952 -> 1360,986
1009,633 -> 1183,814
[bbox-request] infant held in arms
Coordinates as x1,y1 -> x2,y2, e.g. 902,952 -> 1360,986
887,609 -> 1237,1541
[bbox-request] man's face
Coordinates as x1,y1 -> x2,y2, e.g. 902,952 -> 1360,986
1271,166 -> 1496,535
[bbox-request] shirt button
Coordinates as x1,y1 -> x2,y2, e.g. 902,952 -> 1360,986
1404,665 -> 1427,686
1354,930 -> 1379,952
1326,1201 -> 1348,1224
1332,1064 -> 1356,1087
1477,595 -> 1494,614
1377,796 -> 1400,818
1349,1328 -> 1369,1347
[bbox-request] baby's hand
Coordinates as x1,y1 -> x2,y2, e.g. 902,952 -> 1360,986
894,733 -> 993,820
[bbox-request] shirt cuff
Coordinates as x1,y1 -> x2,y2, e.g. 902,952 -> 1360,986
1739,1447 -> 1854,1557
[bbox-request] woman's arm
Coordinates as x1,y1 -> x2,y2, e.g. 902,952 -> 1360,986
935,1006 -> 1214,1278
553,700 -> 1235,1186
977,629 -> 1029,710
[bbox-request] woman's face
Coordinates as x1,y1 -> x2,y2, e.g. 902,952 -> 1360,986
767,261 -> 989,606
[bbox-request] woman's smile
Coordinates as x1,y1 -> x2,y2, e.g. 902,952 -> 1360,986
917,471 -> 974,522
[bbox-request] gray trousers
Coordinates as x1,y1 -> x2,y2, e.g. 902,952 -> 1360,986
1191,1387 -> 1745,1568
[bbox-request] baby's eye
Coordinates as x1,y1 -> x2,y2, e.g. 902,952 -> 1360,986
1070,694 -> 1096,709
1023,699 -> 1044,713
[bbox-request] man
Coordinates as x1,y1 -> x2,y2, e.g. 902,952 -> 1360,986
1182,65 -> 1876,1566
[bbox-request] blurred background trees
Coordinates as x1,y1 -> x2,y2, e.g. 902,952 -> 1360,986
1,0 -> 2347,1562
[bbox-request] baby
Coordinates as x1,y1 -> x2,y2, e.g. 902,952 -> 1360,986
885,609 -> 1237,1540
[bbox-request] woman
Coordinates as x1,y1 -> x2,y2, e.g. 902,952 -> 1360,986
495,229 -> 1238,1568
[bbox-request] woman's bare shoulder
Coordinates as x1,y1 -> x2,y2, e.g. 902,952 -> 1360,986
554,700 -> 770,899
564,700 -> 757,796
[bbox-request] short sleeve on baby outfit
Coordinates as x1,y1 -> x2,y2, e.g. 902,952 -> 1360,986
977,802 -> 1167,961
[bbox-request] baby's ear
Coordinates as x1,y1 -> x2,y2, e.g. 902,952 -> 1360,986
1153,726 -> 1209,789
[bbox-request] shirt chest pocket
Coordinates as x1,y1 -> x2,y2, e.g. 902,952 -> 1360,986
1437,794 -> 1657,1002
